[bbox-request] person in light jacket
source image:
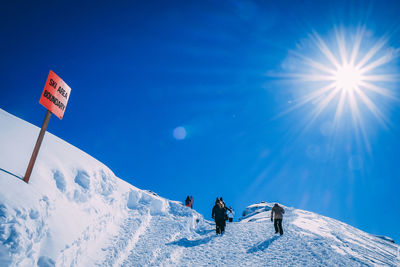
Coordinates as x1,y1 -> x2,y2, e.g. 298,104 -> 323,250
227,206 -> 234,222
271,203 -> 285,235
189,196 -> 194,209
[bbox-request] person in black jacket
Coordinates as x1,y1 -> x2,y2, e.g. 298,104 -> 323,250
212,199 -> 227,234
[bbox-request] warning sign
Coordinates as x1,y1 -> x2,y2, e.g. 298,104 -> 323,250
39,70 -> 71,120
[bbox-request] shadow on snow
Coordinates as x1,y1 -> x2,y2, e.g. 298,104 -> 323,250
166,235 -> 215,248
247,235 -> 280,253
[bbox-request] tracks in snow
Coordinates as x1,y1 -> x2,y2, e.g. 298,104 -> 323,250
121,215 -> 187,266
97,210 -> 151,267
98,210 -> 191,267
96,208 -> 400,266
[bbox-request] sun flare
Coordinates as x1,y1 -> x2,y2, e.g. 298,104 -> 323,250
283,26 -> 398,148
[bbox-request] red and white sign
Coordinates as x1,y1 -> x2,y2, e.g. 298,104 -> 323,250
39,70 -> 71,120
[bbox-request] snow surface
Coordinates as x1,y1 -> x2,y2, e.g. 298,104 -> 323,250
0,107 -> 399,266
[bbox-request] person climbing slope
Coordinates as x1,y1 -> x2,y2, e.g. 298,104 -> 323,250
271,203 -> 285,235
185,196 -> 191,208
212,199 -> 227,234
189,196 -> 194,209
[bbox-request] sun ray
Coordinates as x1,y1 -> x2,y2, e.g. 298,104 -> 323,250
274,83 -> 337,119
309,87 -> 341,122
297,74 -> 335,82
348,89 -> 372,152
312,31 -> 341,68
334,89 -> 347,122
349,26 -> 365,65
290,51 -> 337,75
362,74 -> 399,82
359,52 -> 396,74
359,81 -> 398,100
355,36 -> 388,69
297,83 -> 338,107
348,90 -> 362,130
303,59 -> 337,76
336,27 -> 348,65
354,87 -> 388,126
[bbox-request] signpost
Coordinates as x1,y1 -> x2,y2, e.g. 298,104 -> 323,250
23,70 -> 71,183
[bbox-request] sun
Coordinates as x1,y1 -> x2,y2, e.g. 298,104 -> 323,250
334,63 -> 362,92
282,26 -> 398,148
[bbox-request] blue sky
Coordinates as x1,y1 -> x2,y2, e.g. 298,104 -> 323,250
1,0 -> 400,242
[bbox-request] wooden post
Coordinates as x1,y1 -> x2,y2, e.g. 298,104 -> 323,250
24,110 -> 52,183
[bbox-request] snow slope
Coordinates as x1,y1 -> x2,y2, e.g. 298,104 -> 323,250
0,108 -> 204,266
0,108 -> 399,266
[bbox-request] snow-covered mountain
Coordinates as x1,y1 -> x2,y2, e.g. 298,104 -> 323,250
0,108 -> 399,266
239,202 -> 399,266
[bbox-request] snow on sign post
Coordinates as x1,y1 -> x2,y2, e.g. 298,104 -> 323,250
23,70 -> 71,183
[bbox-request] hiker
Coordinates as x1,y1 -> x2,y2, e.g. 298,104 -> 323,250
212,199 -> 227,234
271,203 -> 285,235
185,196 -> 191,208
219,197 -> 230,222
227,206 -> 234,222
190,196 -> 194,209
